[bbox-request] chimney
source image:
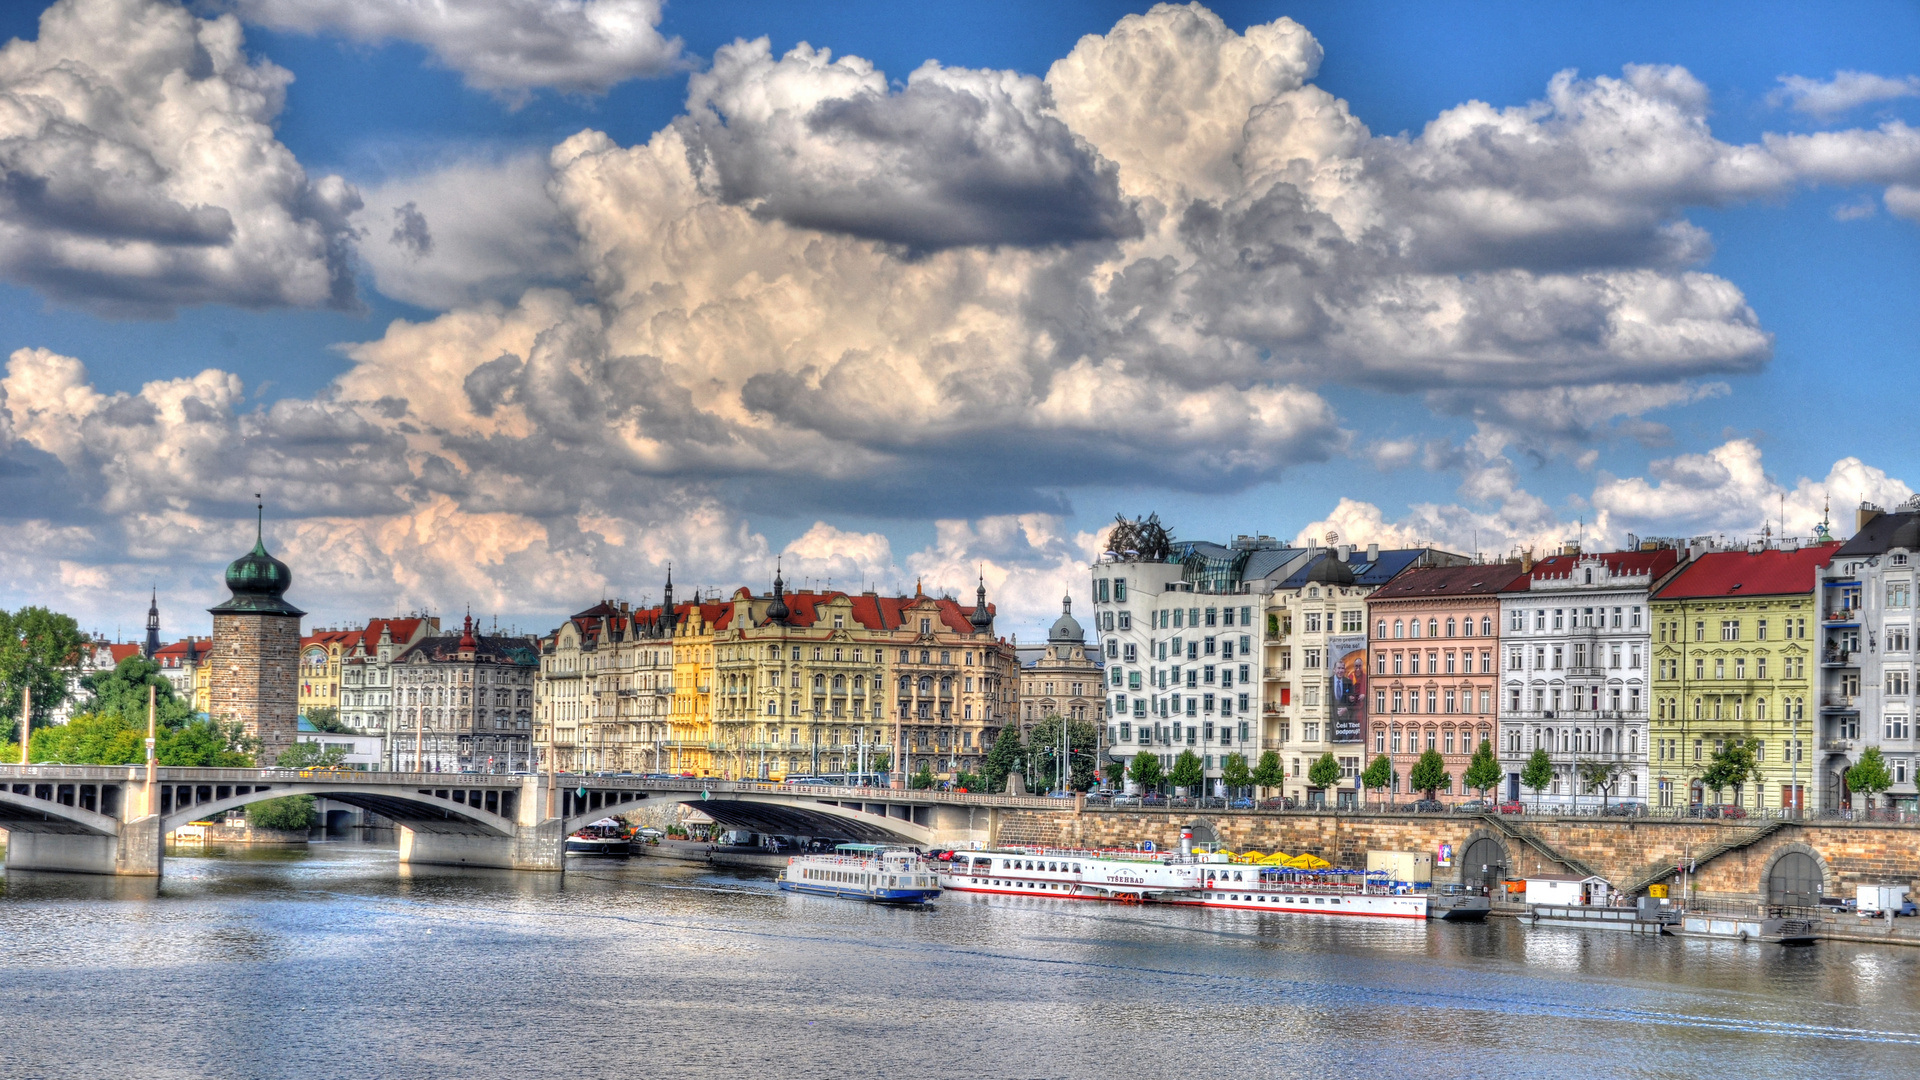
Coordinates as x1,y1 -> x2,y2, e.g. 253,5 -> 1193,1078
1860,502 -> 1886,531
1337,544 -> 1351,562
1366,543 -> 1379,563
1521,547 -> 1534,573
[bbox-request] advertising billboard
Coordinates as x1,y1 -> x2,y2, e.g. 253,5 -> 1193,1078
1328,633 -> 1367,743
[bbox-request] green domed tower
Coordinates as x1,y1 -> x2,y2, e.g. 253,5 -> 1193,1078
208,503 -> 306,764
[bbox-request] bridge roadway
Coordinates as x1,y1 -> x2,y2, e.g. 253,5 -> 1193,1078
0,765 -> 1057,876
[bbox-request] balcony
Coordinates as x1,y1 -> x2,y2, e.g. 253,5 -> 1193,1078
1825,738 -> 1855,753
1566,667 -> 1606,679
1822,651 -> 1857,667
1825,610 -> 1859,625
1820,696 -> 1859,713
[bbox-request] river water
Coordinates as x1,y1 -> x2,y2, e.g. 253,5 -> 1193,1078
2,844 -> 1918,1079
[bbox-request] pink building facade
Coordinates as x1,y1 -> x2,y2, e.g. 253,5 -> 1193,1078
1367,564 -> 1528,804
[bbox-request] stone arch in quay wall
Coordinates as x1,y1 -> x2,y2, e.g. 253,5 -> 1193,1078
1759,842 -> 1829,908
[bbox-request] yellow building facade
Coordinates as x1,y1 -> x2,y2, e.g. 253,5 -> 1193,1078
1650,542 -> 1836,812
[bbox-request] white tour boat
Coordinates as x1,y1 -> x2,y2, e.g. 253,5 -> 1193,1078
940,848 -> 1429,919
1173,862 -> 1429,920
779,844 -> 941,905
940,848 -> 1205,902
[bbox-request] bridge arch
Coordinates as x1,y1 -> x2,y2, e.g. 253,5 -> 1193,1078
162,785 -> 515,837
0,788 -> 121,836
606,791 -> 934,847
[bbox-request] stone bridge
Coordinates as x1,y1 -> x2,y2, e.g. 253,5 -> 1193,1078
0,766 -> 1056,876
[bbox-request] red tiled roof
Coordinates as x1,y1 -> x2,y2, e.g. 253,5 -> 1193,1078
1371,563 -> 1531,600
1652,543 -> 1840,600
108,643 -> 142,662
1508,548 -> 1680,590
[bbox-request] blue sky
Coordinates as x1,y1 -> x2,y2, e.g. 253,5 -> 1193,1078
1,0 -> 1916,642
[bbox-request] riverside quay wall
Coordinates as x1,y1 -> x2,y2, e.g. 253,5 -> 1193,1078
990,808 -> 1920,906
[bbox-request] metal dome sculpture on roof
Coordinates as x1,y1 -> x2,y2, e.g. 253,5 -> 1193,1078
1048,593 -> 1085,645
209,500 -> 305,617
1106,512 -> 1172,561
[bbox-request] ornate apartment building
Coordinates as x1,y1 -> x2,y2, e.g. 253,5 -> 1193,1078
536,597 -> 676,774
391,617 -> 539,773
1813,502 -> 1920,810
338,618 -> 438,768
1263,545 -> 1466,806
1016,594 -> 1103,737
1366,562 -> 1527,805
708,575 -> 1015,782
1496,546 -> 1682,808
1651,540 -> 1835,813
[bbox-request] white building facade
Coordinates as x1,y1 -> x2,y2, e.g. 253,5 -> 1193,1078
1496,547 -> 1679,808
1092,531 -> 1312,789
1815,502 -> 1920,810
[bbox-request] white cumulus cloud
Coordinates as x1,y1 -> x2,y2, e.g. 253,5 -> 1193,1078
0,0 -> 361,313
234,0 -> 685,100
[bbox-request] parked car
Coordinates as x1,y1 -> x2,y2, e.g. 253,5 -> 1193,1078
1111,795 -> 1142,807
1453,800 -> 1489,814
1497,800 -> 1526,815
1195,796 -> 1227,809
1602,802 -> 1646,817
1818,896 -> 1856,913
1140,794 -> 1168,807
1228,797 -> 1255,810
1409,799 -> 1446,813
1083,792 -> 1113,805
1710,804 -> 1748,819
1258,796 -> 1297,811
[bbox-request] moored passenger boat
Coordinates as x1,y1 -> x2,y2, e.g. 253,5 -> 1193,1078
778,844 -> 940,904
940,848 -> 1205,902
565,818 -> 634,856
1173,863 -> 1429,920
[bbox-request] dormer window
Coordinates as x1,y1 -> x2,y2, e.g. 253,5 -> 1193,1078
833,615 -> 844,628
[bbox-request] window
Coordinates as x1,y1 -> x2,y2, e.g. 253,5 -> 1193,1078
1377,619 -> 1388,638
1892,583 -> 1913,608
1890,671 -> 1911,697
1097,579 -> 1110,603
1721,619 -> 1739,642
1117,612 -> 1132,631
1342,610 -> 1363,633
1885,716 -> 1910,740
1510,610 -> 1524,632
1114,578 -> 1127,602
1305,612 -> 1321,633
1394,620 -> 1404,638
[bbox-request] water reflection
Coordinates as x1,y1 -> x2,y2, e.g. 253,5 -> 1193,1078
0,844 -> 1916,1079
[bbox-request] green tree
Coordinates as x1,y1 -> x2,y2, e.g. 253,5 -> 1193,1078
303,706 -> 349,733
1170,749 -> 1206,794
276,740 -> 349,769
1701,739 -> 1759,805
910,761 -> 936,790
1129,751 -> 1163,790
982,725 -> 1023,793
1464,740 -> 1503,800
159,718 -> 256,767
1848,747 -> 1894,809
1307,752 -> 1341,797
1102,760 -> 1126,788
868,751 -> 890,775
1409,749 -> 1451,801
1361,754 -> 1394,806
953,770 -> 985,791
1251,749 -> 1285,794
1220,752 -> 1250,797
80,656 -> 193,729
247,795 -> 316,831
1027,716 -> 1099,792
1578,758 -> 1623,811
29,711 -> 144,764
1521,748 -> 1554,810
0,606 -> 89,742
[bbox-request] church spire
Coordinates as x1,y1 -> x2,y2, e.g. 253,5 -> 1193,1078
144,586 -> 161,659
